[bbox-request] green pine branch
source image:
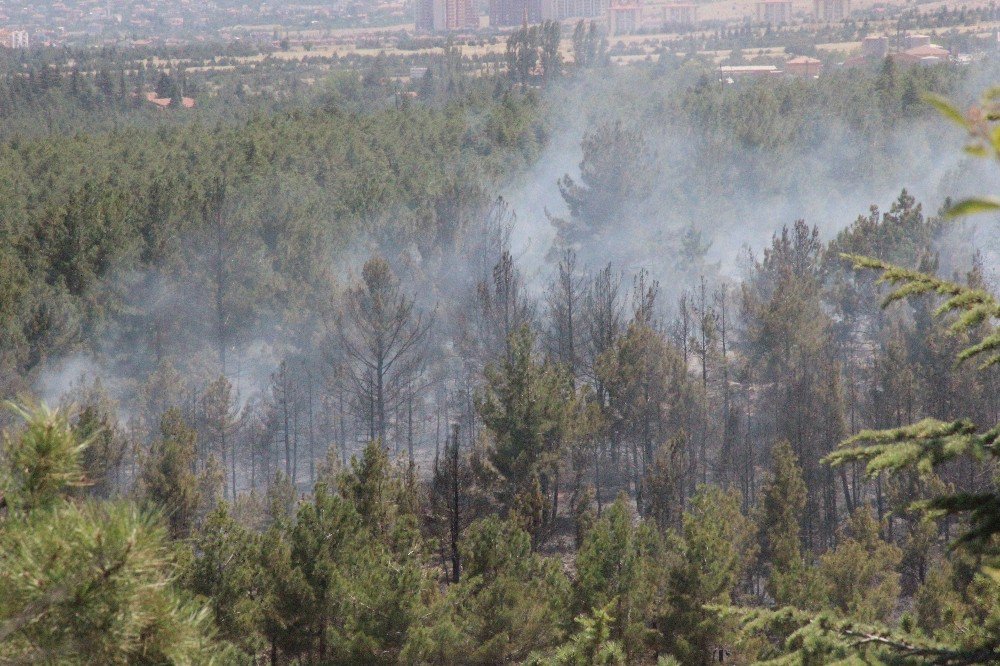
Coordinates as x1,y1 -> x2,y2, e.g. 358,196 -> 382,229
828,251 -> 1000,576
718,605 -> 997,665
825,418 -> 1000,477
841,255 -> 1000,369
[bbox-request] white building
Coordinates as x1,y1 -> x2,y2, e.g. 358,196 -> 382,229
0,30 -> 29,49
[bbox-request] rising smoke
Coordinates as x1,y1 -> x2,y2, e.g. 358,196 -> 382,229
32,56 -> 1000,487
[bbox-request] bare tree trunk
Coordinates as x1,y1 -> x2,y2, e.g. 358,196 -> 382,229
719,288 -> 730,486
319,620 -> 327,662
680,294 -> 689,368
307,369 -> 315,486
743,370 -> 754,512
699,278 -> 709,486
450,424 -> 461,583
282,367 -> 291,480
250,414 -> 256,492
221,415 -> 228,501
376,358 -> 386,447
594,441 -> 603,516
215,211 -> 228,375
292,399 -> 299,488
552,465 -> 560,524
339,388 -> 347,466
434,409 -> 441,463
368,373 -> 376,444
407,390 -> 414,465
631,441 -> 642,515
230,419 -> 237,500
263,431 -> 271,489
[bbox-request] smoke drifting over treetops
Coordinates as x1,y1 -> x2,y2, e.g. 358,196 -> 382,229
502,65 -> 998,299
33,59 -> 1000,485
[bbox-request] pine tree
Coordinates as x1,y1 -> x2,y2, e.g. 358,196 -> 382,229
338,255 -> 430,449
664,485 -> 756,664
339,439 -> 421,547
431,424 -> 477,582
758,440 -> 807,605
529,603 -> 626,666
259,526 -> 309,662
74,401 -> 129,499
817,506 -> 902,624
823,88 -> 1000,571
741,219 -> 846,549
477,325 -> 574,535
725,604 -> 952,664
186,503 -> 265,658
597,318 -> 696,512
914,557 -> 966,639
199,375 -> 240,501
574,496 -> 666,660
545,249 -> 584,382
190,175 -> 272,375
265,469 -> 296,527
139,408 -> 205,540
0,403 -> 228,663
643,432 -> 686,533
733,91 -> 1000,664
402,515 -> 570,665
552,121 -> 657,249
466,234 -> 536,367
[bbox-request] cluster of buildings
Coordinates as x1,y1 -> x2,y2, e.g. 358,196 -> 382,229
488,0 -> 541,26
0,0 -> 404,47
717,54 -> 823,81
845,32 -> 952,66
813,0 -> 850,22
0,0 -> 967,70
416,0 -> 610,31
413,0 -> 856,34
718,31 -> 954,84
605,1 -> 709,34
604,0 -> 849,36
755,0 -> 793,25
414,0 -> 706,34
545,0 -> 610,22
414,0 -> 860,35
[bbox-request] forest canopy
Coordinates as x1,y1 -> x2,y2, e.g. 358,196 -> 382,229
0,37 -> 999,665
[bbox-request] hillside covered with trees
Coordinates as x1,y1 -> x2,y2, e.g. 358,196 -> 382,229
1,30 -> 999,665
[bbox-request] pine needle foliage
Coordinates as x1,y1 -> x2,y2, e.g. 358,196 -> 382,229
720,605 -> 995,666
1,401 -> 91,512
839,254 -> 1000,369
824,88 -> 1000,576
824,259 -> 1000,562
527,604 -> 627,666
0,402 -> 230,664
734,89 -> 1000,665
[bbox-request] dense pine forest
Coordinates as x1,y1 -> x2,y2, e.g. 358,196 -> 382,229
2,36 -> 1000,665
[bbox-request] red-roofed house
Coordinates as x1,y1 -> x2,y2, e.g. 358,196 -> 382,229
785,55 -> 822,77
893,44 -> 950,65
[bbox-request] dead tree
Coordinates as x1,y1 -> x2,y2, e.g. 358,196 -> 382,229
338,255 -> 431,450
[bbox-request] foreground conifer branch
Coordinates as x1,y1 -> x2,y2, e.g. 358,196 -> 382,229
733,89 -> 1000,664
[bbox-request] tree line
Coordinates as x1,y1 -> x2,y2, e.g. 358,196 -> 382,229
0,45 -> 998,664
